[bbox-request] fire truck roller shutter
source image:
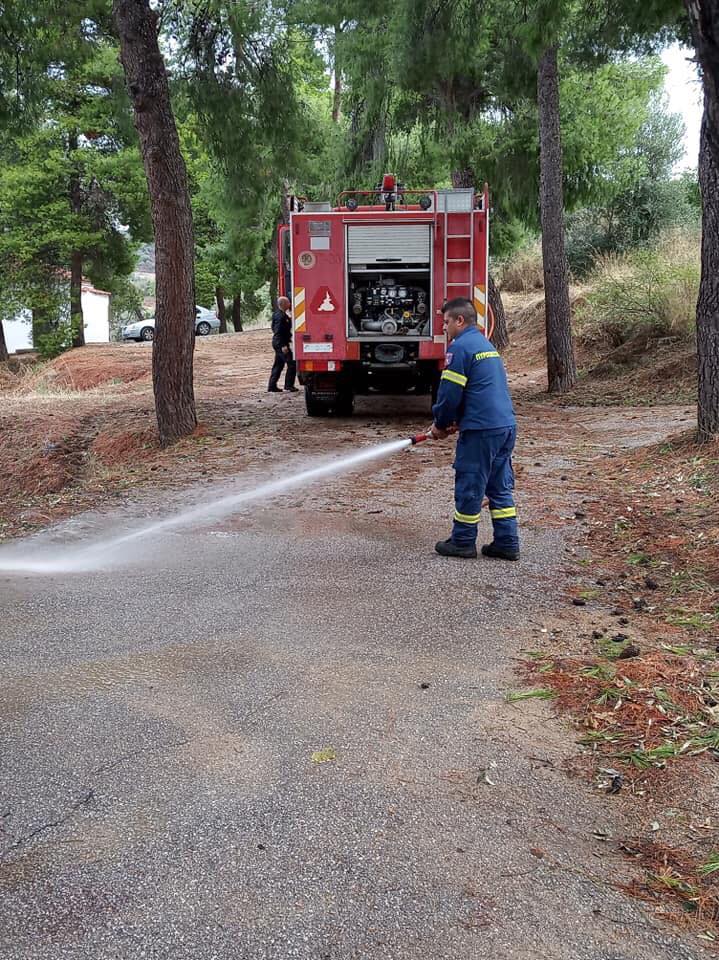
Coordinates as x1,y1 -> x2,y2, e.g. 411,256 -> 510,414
347,225 -> 431,264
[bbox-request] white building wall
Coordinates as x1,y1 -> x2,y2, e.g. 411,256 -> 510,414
3,312 -> 32,353
81,289 -> 110,344
1,287 -> 110,353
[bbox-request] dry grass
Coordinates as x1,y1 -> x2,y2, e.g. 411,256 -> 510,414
503,288 -> 589,371
576,229 -> 700,348
499,228 -> 699,407
0,343 -> 152,409
525,650 -> 719,773
582,435 -> 719,631
622,840 -> 719,939
502,294 -> 696,407
500,241 -> 544,293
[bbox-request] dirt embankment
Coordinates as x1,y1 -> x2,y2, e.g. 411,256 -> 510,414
0,333 -> 275,536
503,290 -> 697,406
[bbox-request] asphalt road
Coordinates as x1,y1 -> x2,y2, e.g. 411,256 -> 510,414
0,456 -> 705,960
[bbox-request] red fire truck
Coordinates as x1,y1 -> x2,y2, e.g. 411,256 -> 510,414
277,175 -> 492,417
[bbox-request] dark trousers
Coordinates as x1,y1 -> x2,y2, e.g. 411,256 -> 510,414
268,347 -> 296,390
451,426 -> 519,549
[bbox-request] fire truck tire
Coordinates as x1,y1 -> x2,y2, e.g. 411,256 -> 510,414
334,390 -> 354,417
304,386 -> 330,417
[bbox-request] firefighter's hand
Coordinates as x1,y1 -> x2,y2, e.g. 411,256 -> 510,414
429,422 -> 458,440
281,346 -> 289,354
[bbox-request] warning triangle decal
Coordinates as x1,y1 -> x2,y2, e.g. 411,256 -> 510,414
310,286 -> 337,313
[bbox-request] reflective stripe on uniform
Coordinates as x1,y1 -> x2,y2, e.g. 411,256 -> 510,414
454,510 -> 482,524
441,369 -> 468,387
490,506 -> 517,519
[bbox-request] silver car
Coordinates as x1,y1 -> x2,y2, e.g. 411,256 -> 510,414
121,306 -> 220,342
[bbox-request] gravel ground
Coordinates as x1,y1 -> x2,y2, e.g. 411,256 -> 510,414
0,448 -> 708,959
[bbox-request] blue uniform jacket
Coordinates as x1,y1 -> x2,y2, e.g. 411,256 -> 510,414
432,326 -> 516,432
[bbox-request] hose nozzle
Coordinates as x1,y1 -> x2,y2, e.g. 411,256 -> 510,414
409,433 -> 429,445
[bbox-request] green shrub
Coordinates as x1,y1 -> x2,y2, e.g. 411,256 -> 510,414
491,216 -> 536,262
34,321 -> 72,359
576,230 -> 700,347
566,177 -> 701,279
241,285 -> 269,325
194,259 -> 218,309
107,276 -> 145,340
565,209 -> 617,278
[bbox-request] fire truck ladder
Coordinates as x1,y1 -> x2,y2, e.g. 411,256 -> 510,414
443,207 -> 474,305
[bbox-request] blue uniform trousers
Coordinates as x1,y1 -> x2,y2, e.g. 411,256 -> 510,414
452,427 -> 519,549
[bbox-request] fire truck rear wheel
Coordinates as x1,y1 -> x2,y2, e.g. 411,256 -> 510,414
334,389 -> 354,417
304,386 -> 330,417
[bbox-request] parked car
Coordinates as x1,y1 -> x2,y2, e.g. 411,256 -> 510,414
121,306 -> 219,342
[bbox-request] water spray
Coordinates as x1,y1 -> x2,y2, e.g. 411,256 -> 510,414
0,429 -> 439,575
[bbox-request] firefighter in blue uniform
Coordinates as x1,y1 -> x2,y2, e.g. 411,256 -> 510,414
430,297 -> 520,560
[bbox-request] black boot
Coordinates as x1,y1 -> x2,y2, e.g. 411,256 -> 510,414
435,538 -> 477,559
481,542 -> 520,561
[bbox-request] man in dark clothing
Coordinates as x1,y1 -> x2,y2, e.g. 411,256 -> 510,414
430,297 -> 519,561
268,296 -> 298,393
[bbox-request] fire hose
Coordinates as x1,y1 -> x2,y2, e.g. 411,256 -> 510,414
409,425 -> 458,445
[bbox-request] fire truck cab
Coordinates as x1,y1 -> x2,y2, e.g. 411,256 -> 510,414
277,175 -> 491,417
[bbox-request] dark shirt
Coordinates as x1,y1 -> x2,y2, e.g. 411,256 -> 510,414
271,309 -> 292,349
432,325 -> 516,431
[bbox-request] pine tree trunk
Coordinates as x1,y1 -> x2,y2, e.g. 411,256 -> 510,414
70,251 -> 85,348
488,273 -> 509,352
331,25 -> 342,123
232,295 -> 243,333
113,0 -> 196,446
371,118 -> 386,169
0,321 -> 8,362
281,180 -> 291,226
537,46 -> 576,394
216,286 -> 227,334
684,0 -> 719,173
697,108 -> 719,442
451,169 -> 474,188
332,74 -> 342,123
69,130 -> 85,349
